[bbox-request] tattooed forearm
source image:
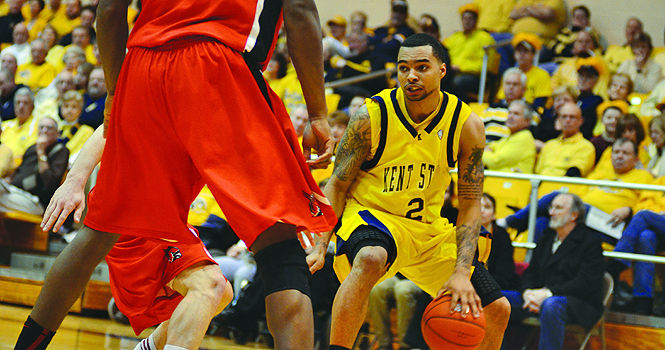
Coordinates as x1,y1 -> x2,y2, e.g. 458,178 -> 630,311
462,146 -> 484,184
332,105 -> 372,181
455,222 -> 480,270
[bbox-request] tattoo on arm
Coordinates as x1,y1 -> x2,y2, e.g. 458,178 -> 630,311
455,223 -> 480,269
332,106 -> 371,181
458,146 -> 484,200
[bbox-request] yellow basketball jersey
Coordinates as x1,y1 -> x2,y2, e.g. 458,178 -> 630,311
346,88 -> 472,224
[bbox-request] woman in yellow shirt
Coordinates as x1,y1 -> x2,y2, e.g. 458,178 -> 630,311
59,90 -> 93,167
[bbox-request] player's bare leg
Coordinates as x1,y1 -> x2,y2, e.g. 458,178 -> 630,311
330,246 -> 389,348
30,226 -> 119,330
478,296 -> 510,350
251,222 -> 315,350
164,261 -> 232,349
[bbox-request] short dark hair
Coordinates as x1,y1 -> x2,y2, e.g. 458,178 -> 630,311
616,113 -> 646,146
482,193 -> 496,212
613,137 -> 638,155
631,32 -> 653,52
401,33 -> 446,63
572,5 -> 591,19
568,193 -> 587,225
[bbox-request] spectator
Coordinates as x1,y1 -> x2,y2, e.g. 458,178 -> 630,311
482,67 -> 527,142
24,0 -> 48,42
64,25 -> 96,64
1,52 -> 17,77
547,5 -> 603,59
617,33 -> 663,94
576,57 -> 605,139
496,33 -> 551,110
502,193 -> 605,350
0,68 -> 26,120
418,14 -> 455,93
345,94 -> 366,119
509,0 -> 566,42
328,32 -> 386,101
15,38 -> 58,91
640,79 -> 665,117
60,44 -> 86,76
289,104 -> 307,139
368,275 -> 422,350
1,87 -> 39,166
1,22 -> 30,65
40,24 -> 66,71
501,138 -> 654,242
59,90 -> 93,166
590,101 -> 628,163
78,66 -> 105,128
444,3 -> 495,102
323,15 -> 350,59
329,109 -> 349,145
551,30 -> 608,99
0,0 -> 24,44
535,102 -> 595,177
58,4 -> 95,46
0,125 -> 12,178
49,0 -> 80,37
532,85 -> 577,149
473,0 -> 516,33
0,116 -> 68,215
33,70 -> 74,120
483,99 -> 536,173
370,0 -> 415,66
604,17 -> 644,74
72,61 -> 92,90
479,193 -> 519,290
594,113 -> 648,175
607,73 -> 633,103
349,11 -> 372,36
646,114 -> 665,177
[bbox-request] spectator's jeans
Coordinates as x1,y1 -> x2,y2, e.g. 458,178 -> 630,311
503,290 -> 568,350
368,276 -> 421,348
505,191 -> 615,244
614,210 -> 665,297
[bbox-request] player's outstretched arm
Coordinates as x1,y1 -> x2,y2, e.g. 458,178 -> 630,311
41,126 -> 106,232
439,112 -> 485,318
96,0 -> 130,135
283,0 -> 333,169
306,105 -> 372,273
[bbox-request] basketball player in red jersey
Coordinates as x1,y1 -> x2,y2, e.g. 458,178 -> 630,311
14,0 -> 337,349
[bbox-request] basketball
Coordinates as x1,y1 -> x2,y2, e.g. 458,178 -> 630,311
421,294 -> 486,349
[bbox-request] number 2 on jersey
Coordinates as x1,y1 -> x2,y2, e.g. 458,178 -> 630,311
405,198 -> 424,221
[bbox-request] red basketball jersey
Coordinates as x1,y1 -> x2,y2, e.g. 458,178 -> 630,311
128,0 -> 282,69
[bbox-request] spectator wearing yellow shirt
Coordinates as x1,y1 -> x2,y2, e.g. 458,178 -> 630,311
604,18 -> 643,74
33,69 -> 74,120
16,38 -> 58,91
535,102 -> 595,177
483,99 -> 536,173
23,0 -> 49,42
551,31 -> 609,100
591,113 -> 649,178
444,3 -> 495,102
48,0 -> 80,37
509,0 -> 566,42
57,5 -> 95,46
1,87 -> 39,167
40,24 -> 65,70
473,0 -> 515,33
497,33 -> 551,111
58,90 -> 92,167
617,33 -> 663,94
590,101 -> 627,164
64,25 -> 95,64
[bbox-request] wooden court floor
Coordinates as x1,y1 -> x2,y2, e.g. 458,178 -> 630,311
0,303 -> 271,350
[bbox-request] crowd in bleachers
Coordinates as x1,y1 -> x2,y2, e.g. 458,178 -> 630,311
2,0 -> 665,348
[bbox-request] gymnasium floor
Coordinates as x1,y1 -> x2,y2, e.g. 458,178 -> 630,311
0,304 -> 271,350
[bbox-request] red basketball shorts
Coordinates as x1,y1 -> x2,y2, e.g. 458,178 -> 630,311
106,230 -> 217,335
85,37 -> 336,246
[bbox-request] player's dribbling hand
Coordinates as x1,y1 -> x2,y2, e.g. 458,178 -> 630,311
41,178 -> 86,232
103,94 -> 113,138
303,118 -> 334,169
437,270 -> 482,319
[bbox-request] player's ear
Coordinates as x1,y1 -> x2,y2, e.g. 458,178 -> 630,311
440,62 -> 446,79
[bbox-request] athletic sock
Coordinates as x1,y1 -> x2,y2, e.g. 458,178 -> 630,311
133,334 -> 157,350
164,345 -> 188,350
329,346 -> 351,350
14,316 -> 56,350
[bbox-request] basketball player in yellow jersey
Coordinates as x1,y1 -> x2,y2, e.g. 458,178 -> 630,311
307,34 -> 510,350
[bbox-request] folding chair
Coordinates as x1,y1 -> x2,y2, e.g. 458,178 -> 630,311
522,272 -> 614,350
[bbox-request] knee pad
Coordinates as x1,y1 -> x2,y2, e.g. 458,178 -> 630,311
254,239 -> 311,298
341,225 -> 397,268
471,261 -> 503,307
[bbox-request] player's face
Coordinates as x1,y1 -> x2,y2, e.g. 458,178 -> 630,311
61,100 -> 82,122
397,46 -> 444,102
480,196 -> 495,227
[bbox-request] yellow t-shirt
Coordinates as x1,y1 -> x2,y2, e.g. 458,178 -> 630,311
0,144 -> 13,177
497,65 -> 552,103
0,115 -> 39,167
603,45 -> 634,74
536,132 -> 595,176
44,45 -> 66,71
511,0 -> 566,41
474,0 -> 516,33
551,56 -> 610,100
16,61 -> 58,91
584,167 -> 654,214
49,13 -> 81,37
24,17 -> 48,42
483,129 -> 536,173
61,123 -> 95,166
444,29 -> 496,75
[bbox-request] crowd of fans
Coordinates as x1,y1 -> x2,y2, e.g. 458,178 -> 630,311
1,0 -> 665,348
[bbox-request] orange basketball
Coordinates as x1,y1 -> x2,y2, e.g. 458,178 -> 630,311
421,294 -> 486,349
